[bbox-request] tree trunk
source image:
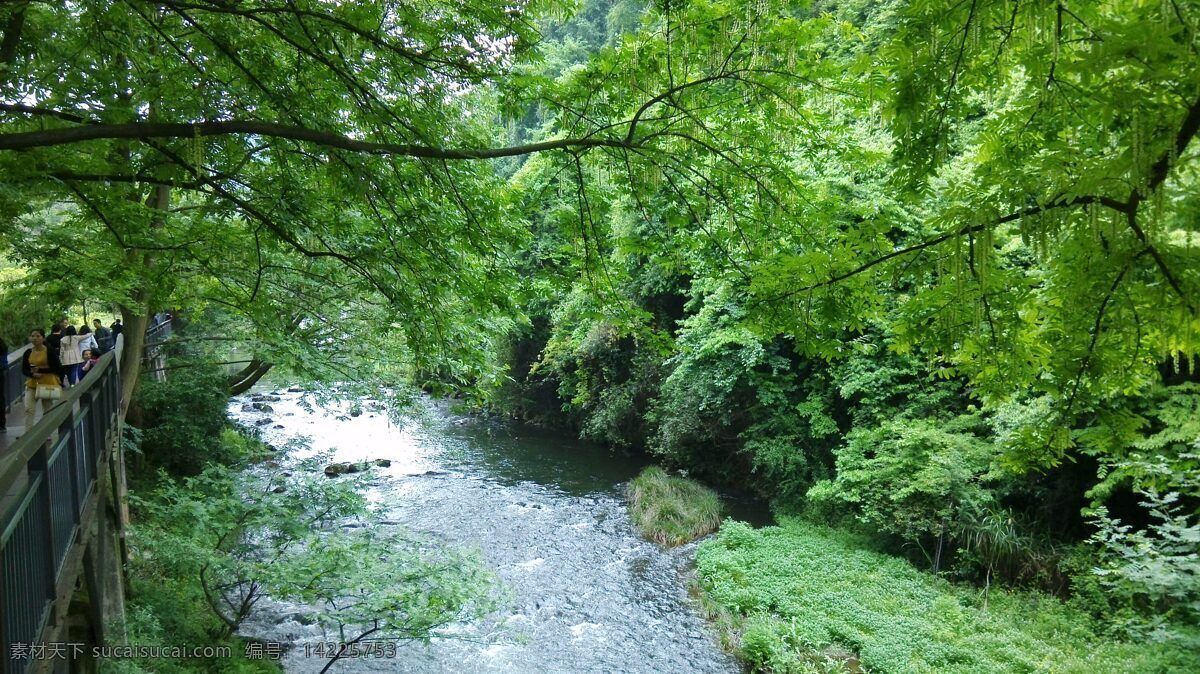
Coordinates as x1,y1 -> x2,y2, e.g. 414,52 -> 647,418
118,184 -> 169,414
227,360 -> 264,389
229,361 -> 274,396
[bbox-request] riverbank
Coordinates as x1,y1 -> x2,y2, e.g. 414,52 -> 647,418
693,517 -> 1198,673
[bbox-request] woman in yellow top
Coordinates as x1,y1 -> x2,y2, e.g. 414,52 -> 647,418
21,329 -> 63,432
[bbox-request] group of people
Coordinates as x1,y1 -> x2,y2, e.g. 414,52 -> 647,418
0,318 -> 123,435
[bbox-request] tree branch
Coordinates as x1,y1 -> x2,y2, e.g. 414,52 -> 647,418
0,119 -> 634,157
762,195 -> 1128,302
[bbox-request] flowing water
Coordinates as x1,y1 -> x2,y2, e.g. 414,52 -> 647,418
231,390 -> 769,673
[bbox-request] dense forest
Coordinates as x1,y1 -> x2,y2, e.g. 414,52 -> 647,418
1,0 -> 1198,671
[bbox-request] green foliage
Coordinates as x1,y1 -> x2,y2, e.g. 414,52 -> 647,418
128,438 -> 500,660
1089,489 -> 1200,626
696,518 -> 1199,674
810,418 -> 995,542
132,363 -> 234,475
1085,384 -> 1200,504
627,466 -> 723,545
0,256 -> 61,346
3,0 -> 1197,646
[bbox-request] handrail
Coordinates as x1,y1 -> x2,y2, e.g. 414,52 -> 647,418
4,346 -> 29,410
0,338 -> 123,490
1,334 -> 126,674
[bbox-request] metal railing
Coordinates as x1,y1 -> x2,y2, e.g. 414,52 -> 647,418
0,336 -> 124,674
145,315 -> 172,344
4,347 -> 28,412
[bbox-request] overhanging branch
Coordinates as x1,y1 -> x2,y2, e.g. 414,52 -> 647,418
0,119 -> 633,157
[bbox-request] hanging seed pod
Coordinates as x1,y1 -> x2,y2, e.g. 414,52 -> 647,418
1153,187 -> 1166,232
191,124 -> 204,171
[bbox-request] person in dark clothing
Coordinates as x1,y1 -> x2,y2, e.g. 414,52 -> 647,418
47,323 -> 65,386
93,319 -> 114,353
1,336 -> 7,432
110,319 -> 123,339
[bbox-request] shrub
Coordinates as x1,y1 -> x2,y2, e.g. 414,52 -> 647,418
133,362 -> 231,475
809,418 -> 995,542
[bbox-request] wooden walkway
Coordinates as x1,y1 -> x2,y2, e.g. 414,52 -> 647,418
2,386 -> 63,452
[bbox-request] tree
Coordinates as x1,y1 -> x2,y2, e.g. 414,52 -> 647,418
0,0 -> 834,407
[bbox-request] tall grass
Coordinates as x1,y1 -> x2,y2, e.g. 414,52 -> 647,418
627,466 -> 723,545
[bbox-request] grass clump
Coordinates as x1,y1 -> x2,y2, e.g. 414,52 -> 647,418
695,518 -> 1199,674
628,466 -> 723,545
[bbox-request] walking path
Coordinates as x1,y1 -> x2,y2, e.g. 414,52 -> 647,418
2,393 -> 63,452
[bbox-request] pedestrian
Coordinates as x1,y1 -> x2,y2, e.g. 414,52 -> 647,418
22,328 -> 63,432
93,319 -> 113,353
110,318 -> 123,339
0,335 -> 7,433
80,349 -> 100,377
78,325 -> 99,356
47,322 -> 64,362
60,325 -> 86,386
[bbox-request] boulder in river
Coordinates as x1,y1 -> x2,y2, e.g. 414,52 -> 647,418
324,460 -> 382,477
287,386 -> 304,393
254,417 -> 273,426
324,462 -> 352,477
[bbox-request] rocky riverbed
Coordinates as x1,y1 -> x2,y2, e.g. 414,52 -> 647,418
231,390 -> 766,673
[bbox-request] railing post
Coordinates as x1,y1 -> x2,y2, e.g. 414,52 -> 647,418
29,440 -> 56,629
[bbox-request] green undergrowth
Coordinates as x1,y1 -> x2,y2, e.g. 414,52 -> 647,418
695,518 -> 1199,674
628,466 -> 723,545
113,429 -> 283,674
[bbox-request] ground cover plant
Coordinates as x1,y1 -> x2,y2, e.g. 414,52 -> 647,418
695,518 -> 1199,674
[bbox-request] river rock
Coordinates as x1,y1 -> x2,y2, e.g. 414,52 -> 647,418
287,386 -> 304,393
254,418 -> 273,426
324,462 -> 352,477
289,612 -> 316,626
271,486 -> 286,494
325,460 -> 384,477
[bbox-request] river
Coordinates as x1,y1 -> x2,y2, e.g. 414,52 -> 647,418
230,389 -> 768,673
